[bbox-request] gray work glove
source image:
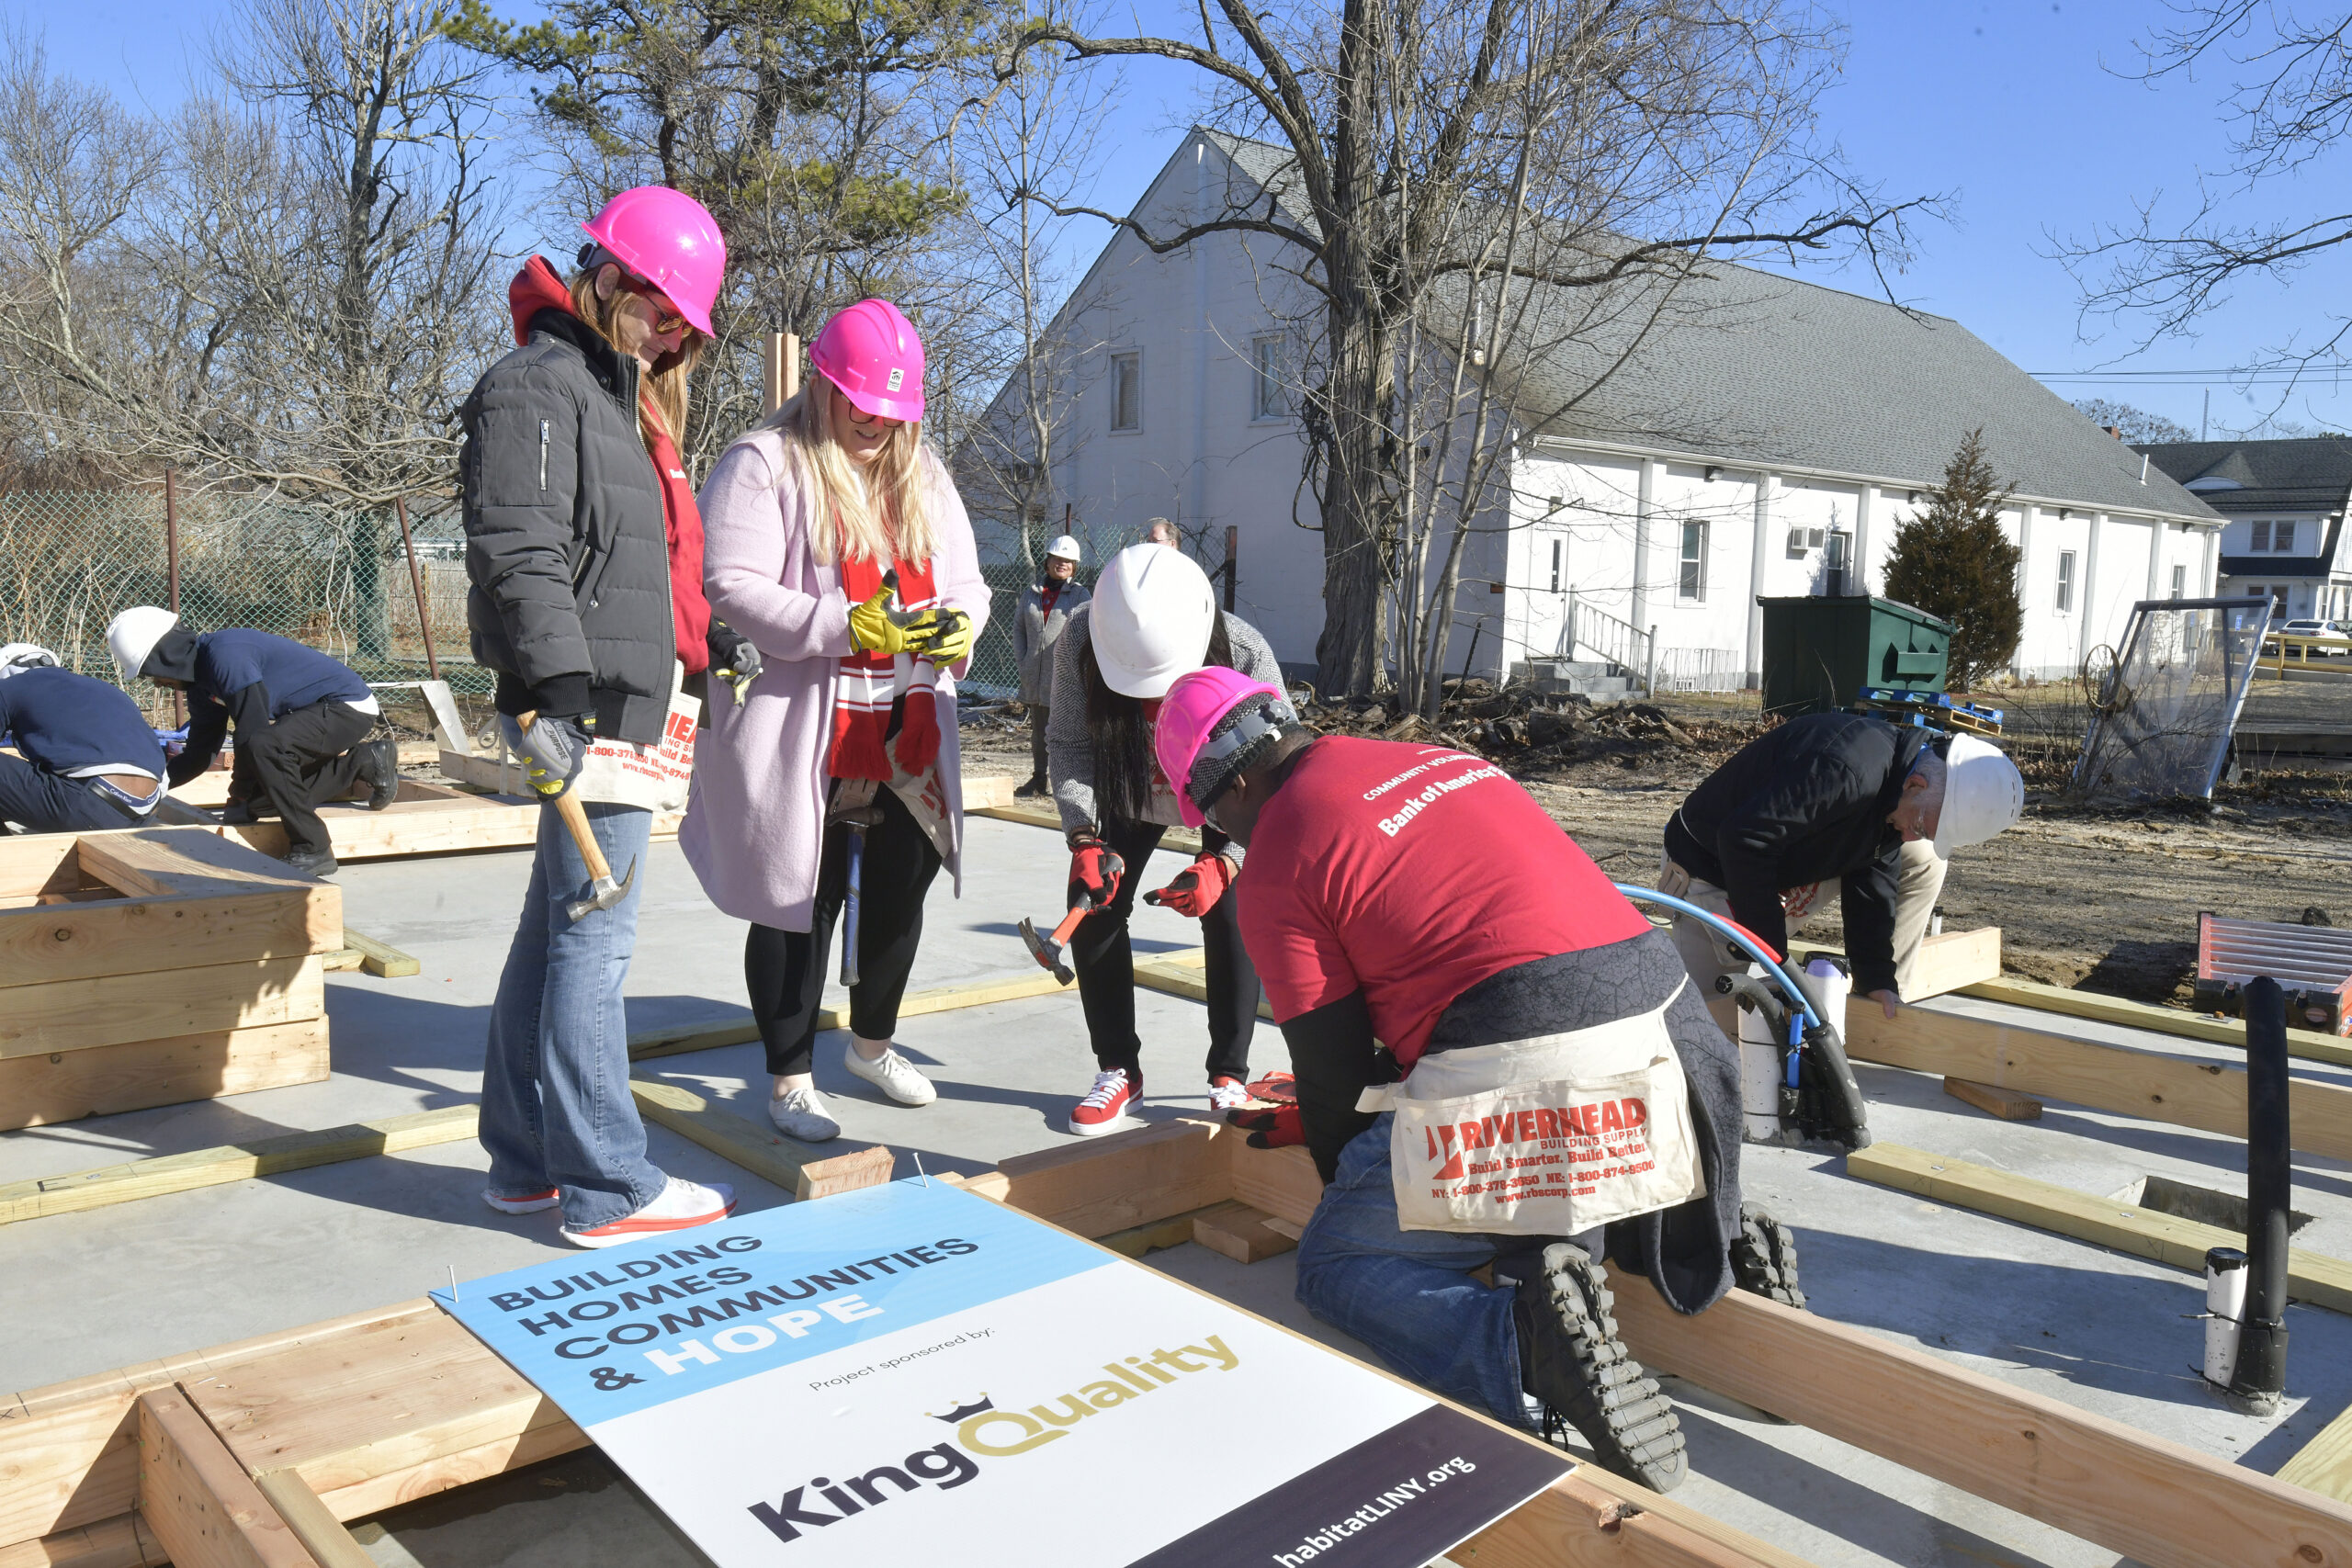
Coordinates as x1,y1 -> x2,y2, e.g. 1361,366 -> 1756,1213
499,711 -> 592,800
711,627 -> 763,705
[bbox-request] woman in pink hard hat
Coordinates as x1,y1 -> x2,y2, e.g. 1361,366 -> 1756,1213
461,186 -> 758,1247
682,299 -> 988,1143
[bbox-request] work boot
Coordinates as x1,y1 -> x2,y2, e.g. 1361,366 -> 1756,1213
1013,773 -> 1049,798
1515,1242 -> 1688,1492
284,847 -> 340,879
358,738 -> 401,810
1729,1203 -> 1805,1310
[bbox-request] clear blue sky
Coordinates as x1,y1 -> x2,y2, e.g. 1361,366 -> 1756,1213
28,0 -> 2352,437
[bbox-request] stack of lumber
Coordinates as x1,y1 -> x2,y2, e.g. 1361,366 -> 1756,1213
0,829 -> 340,1129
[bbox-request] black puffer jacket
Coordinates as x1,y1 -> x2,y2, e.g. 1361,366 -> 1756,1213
1664,712 -> 1928,996
460,258 -> 673,747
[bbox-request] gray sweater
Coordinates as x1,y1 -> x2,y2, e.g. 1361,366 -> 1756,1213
1046,605 -> 1283,841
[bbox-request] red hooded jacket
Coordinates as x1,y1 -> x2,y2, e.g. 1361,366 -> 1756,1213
508,257 -> 711,673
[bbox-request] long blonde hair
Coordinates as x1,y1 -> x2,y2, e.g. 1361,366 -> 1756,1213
759,380 -> 936,567
568,267 -> 701,451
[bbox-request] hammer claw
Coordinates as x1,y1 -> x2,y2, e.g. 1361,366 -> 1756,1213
564,856 -> 638,923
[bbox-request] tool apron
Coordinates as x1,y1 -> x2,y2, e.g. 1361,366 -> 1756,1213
1358,985 -> 1704,1235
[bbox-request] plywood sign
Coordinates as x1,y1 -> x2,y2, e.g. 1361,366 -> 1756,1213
435,1179 -> 1566,1567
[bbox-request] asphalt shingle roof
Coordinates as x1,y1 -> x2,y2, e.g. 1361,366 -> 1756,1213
2132,437 -> 2352,515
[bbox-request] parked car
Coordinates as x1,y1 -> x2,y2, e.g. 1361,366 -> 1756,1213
2278,618 -> 2349,655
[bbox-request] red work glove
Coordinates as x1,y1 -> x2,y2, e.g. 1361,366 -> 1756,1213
1144,852 -> 1237,919
1227,1102 -> 1304,1149
1068,834 -> 1123,911
894,681 -> 941,773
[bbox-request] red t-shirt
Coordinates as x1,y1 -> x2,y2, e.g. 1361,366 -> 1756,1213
1237,737 -> 1652,1068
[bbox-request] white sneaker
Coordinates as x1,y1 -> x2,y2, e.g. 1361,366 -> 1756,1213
1206,1077 -> 1260,1114
560,1177 -> 735,1248
482,1186 -> 560,1215
769,1086 -> 841,1142
843,1041 -> 937,1107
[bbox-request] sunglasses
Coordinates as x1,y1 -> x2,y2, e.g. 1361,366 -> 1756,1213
615,274 -> 689,337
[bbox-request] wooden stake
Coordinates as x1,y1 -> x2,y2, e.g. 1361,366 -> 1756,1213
1941,1077 -> 2042,1120
391,499 -> 438,682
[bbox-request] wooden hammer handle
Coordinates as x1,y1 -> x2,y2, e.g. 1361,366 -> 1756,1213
516,711 -> 613,883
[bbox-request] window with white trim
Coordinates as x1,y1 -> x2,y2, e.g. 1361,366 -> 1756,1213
1678,520 -> 1708,601
2252,520 -> 2271,551
1250,334 -> 1289,419
2055,550 -> 2075,612
1109,351 -> 1140,433
2276,520 -> 2297,551
2171,563 -> 2187,599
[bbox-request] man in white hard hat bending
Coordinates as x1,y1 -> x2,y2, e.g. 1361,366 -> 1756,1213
1659,712 -> 2025,1037
1012,535 -> 1087,798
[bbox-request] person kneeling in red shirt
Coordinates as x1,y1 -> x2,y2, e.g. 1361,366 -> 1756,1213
1154,669 -> 1804,1493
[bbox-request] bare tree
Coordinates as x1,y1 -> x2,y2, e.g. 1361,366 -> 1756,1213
2073,398 -> 2198,444
2060,5 -> 2352,389
1001,0 -> 1928,701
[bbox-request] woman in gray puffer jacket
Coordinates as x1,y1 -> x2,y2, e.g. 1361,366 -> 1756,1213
1046,542 -> 1283,1136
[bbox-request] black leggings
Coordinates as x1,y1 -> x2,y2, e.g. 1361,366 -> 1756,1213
1071,816 -> 1257,1088
745,785 -> 943,1077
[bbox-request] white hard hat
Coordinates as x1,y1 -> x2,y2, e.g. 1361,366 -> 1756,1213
1931,733 -> 2024,860
0,644 -> 58,681
106,606 -> 179,685
1046,535 -> 1082,562
1090,543 -> 1216,698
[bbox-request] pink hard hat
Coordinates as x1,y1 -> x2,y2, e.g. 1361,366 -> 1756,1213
1156,667 -> 1286,828
810,299 -> 925,422
581,186 -> 727,338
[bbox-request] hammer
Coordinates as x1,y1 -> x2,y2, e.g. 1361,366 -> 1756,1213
1018,851 -> 1123,986
515,711 -> 637,922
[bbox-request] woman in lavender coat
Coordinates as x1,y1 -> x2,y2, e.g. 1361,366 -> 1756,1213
682,300 -> 988,1142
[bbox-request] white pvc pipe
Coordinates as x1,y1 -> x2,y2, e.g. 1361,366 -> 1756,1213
1737,970 -> 1783,1141
2205,1247 -> 2248,1389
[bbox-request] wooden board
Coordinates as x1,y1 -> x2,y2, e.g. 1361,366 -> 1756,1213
0,837 -> 85,901
995,1117 -> 1233,1238
1847,1000 -> 2352,1164
1790,926 -> 2000,1000
2282,1403 -> 2352,1507
0,890 -> 333,989
75,832 -> 323,900
0,1020 -> 330,1133
626,1078 -> 896,1201
1846,1143 -> 2352,1317
1957,976 -> 2352,1070
337,931 -> 417,980
1604,1275 -> 2352,1568
1942,1077 -> 2042,1120
1191,1201 -> 1298,1263
247,1476 -> 368,1568
975,799 -> 1204,855
134,1389 -> 314,1568
0,1106 -> 480,1227
0,954 -> 324,1059
1133,955 -> 1274,1020
0,1513 -> 162,1568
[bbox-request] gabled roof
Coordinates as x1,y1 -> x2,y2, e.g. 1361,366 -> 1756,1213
2132,437 -> 2352,514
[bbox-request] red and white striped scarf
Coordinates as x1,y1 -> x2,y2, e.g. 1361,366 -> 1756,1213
832,544 -> 943,782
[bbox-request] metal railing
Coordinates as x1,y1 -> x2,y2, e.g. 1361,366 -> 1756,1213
1563,590 -> 1659,693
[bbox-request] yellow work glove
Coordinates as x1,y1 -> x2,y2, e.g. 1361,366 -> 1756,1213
907,607 -> 973,667
847,584 -> 908,657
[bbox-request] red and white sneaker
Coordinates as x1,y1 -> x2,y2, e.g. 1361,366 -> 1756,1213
1206,1077 -> 1261,1114
560,1178 -> 736,1249
1069,1068 -> 1138,1136
483,1187 -> 560,1214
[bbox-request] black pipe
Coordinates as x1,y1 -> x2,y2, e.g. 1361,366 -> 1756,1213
2230,976 -> 2291,1411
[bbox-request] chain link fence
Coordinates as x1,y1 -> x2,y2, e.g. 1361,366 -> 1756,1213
0,488 -> 1032,724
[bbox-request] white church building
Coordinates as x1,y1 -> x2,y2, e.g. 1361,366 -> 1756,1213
969,130 -> 2224,690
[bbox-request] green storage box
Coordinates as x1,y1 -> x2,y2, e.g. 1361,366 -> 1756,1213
1758,594 -> 1952,717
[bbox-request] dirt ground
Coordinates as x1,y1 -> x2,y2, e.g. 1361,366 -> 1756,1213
959,681 -> 2352,1010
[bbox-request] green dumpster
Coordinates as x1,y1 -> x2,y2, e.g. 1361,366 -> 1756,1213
1758,594 -> 1952,717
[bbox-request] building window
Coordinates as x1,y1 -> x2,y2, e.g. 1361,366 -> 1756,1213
2276,520 -> 2297,552
2055,550 -> 2075,612
2252,520 -> 2271,551
2275,583 -> 2291,611
1679,521 -> 1708,602
1250,334 -> 1288,419
1109,351 -> 1140,433
1548,538 -> 1563,593
2171,563 -> 2187,600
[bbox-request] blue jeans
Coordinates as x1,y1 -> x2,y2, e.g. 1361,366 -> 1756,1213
480,800 -> 663,1229
1294,1113 -> 1538,1429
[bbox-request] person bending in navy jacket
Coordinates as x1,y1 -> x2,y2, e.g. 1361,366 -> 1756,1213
105,610 -> 398,875
0,645 -> 169,833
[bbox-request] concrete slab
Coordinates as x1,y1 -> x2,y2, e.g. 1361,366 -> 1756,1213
5,804 -> 2350,1568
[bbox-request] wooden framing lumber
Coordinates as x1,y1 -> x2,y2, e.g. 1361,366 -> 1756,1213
0,1020 -> 331,1133
1956,975 -> 2352,1070
134,1389 -> 315,1568
1789,926 -> 2002,1001
1847,999 -> 2352,1163
976,798 -> 1204,855
2282,1403 -> 2352,1507
1190,1201 -> 1297,1263
995,1117 -> 1233,1237
1845,1143 -> 2352,1316
627,1078 -> 895,1200
0,1106 -> 481,1227
1941,1077 -> 2041,1120
336,931 -> 417,979
2,954 -> 324,1058
247,1475 -> 368,1568
0,1513 -> 162,1568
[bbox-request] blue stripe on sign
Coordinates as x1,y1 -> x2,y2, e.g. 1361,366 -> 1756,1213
433,1180 -> 1112,1424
